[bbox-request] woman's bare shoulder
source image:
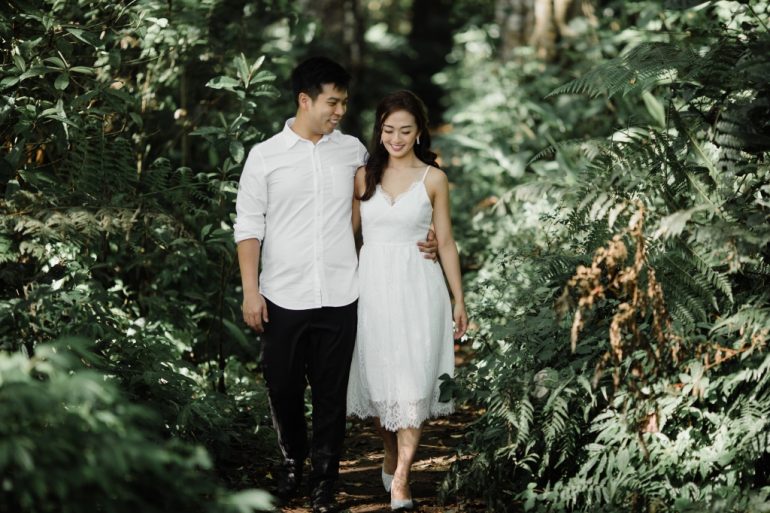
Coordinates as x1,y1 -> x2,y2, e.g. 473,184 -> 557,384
424,166 -> 448,187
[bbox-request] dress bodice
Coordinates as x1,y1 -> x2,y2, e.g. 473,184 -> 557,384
360,174 -> 433,245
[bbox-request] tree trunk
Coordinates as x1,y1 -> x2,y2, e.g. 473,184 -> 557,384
343,0 -> 366,139
406,0 -> 456,125
496,0 -> 596,60
298,0 -> 367,138
496,0 -> 533,60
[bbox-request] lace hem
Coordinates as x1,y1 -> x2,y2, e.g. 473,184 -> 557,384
347,394 -> 455,431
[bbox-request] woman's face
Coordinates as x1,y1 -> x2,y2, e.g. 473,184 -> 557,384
380,109 -> 419,159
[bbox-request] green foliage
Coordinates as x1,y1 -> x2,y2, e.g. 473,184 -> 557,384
440,1 -> 770,511
4,0 -> 770,510
0,339 -> 273,512
0,0 -> 312,508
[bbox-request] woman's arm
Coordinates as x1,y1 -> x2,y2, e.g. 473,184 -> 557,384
427,168 -> 468,339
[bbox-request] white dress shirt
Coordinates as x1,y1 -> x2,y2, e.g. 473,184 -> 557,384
234,118 -> 367,310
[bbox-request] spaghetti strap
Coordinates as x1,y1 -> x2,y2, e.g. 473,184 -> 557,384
421,166 -> 431,182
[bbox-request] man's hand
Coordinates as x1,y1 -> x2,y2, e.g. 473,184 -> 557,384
243,293 -> 269,333
417,228 -> 438,261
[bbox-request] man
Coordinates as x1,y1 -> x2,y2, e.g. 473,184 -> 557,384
234,57 -> 435,513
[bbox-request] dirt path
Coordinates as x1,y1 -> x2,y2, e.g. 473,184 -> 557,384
279,407 -> 482,512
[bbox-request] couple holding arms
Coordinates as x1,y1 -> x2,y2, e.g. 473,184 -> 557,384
234,57 -> 467,512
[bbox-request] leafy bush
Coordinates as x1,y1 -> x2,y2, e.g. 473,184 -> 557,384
0,339 -> 273,512
0,0 -> 308,508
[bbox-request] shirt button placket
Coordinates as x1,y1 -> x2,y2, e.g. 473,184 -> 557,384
317,147 -> 327,305
311,145 -> 323,307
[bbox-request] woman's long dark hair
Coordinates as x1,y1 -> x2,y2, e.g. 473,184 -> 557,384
360,90 -> 439,201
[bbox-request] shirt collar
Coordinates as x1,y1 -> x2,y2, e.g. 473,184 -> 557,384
281,117 -> 339,149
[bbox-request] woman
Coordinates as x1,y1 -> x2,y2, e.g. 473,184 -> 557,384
347,90 -> 468,510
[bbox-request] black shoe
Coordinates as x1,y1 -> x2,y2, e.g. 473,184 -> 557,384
311,480 -> 339,513
274,459 -> 303,501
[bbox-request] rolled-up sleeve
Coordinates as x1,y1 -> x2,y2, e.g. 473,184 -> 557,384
234,147 -> 268,243
357,140 -> 368,167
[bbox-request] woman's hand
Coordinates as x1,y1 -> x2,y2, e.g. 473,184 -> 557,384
453,301 -> 468,340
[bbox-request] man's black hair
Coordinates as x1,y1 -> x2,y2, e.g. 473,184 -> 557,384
291,57 -> 351,105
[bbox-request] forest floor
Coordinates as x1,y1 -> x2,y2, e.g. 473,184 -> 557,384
232,347 -> 484,512
276,405 -> 483,513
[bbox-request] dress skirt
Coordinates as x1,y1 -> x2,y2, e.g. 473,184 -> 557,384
347,240 -> 455,431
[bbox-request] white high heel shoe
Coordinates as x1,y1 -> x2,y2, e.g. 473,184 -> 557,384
389,477 -> 414,511
381,466 -> 394,492
390,497 -> 414,511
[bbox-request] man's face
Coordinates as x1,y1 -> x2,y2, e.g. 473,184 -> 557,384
304,83 -> 348,135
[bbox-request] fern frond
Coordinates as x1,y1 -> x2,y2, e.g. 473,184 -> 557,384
664,0 -> 714,8
711,299 -> 770,343
548,43 -> 695,99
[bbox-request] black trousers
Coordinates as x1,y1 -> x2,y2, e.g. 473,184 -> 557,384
260,298 -> 357,487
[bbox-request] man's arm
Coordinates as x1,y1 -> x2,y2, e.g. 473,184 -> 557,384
234,147 -> 269,332
352,167 -> 365,253
238,239 -> 269,332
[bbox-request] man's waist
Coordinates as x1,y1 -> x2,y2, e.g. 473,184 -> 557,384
260,285 -> 359,311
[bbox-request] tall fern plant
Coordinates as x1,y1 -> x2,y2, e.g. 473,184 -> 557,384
442,1 -> 770,511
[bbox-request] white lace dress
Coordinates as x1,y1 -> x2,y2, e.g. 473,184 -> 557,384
347,167 -> 455,431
